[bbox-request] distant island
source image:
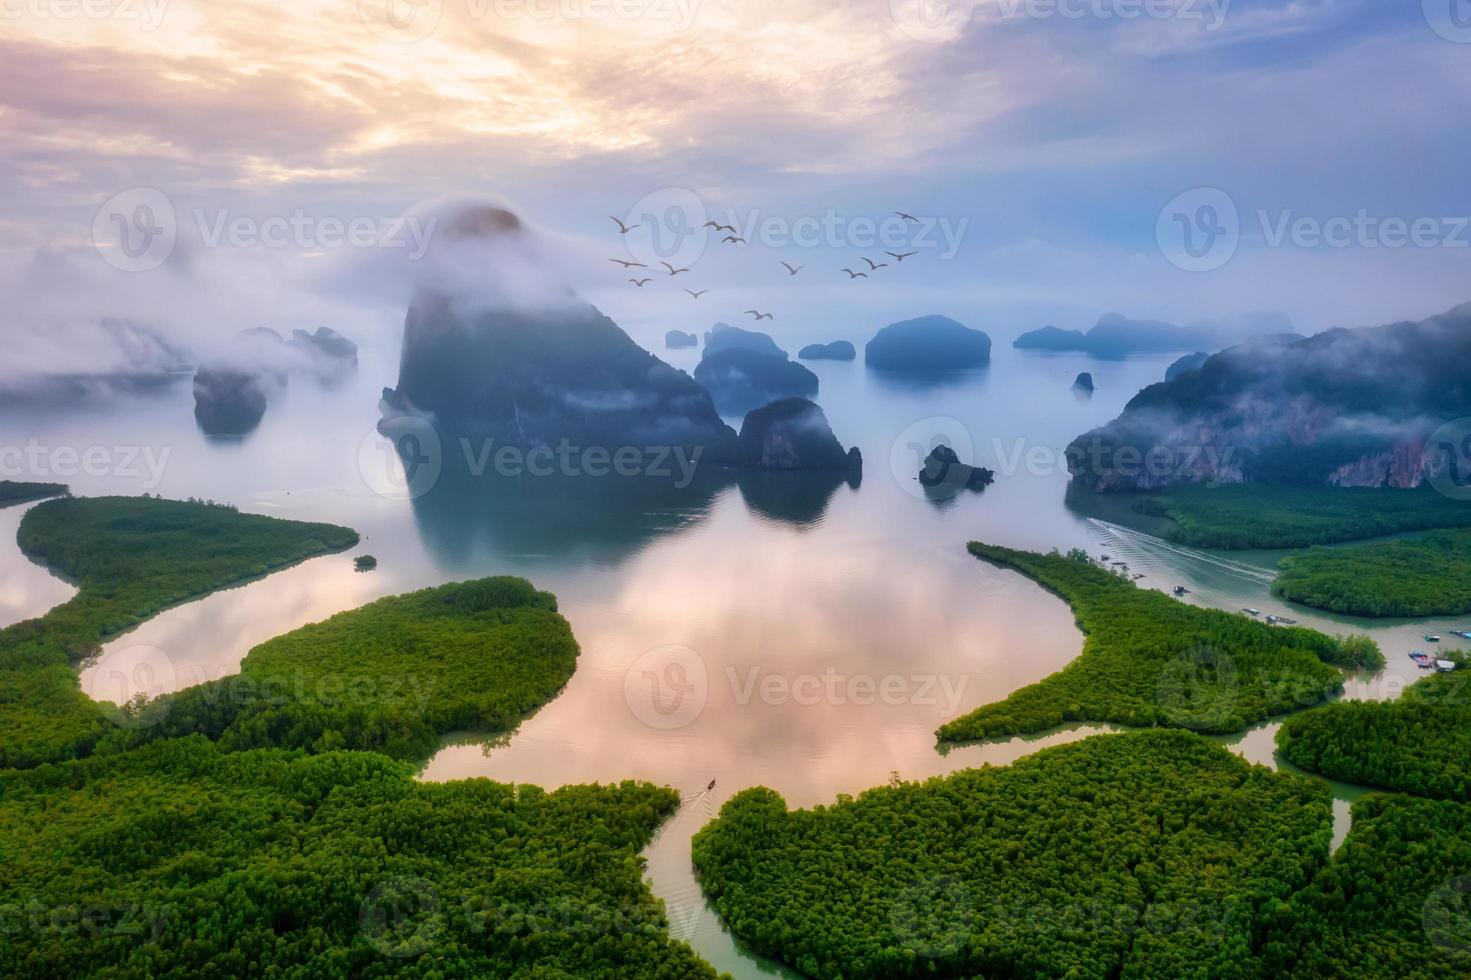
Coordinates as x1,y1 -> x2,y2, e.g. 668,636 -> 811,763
798,340 -> 856,361
865,315 -> 991,371
1014,311 -> 1296,359
704,321 -> 788,359
694,348 -> 818,415
1067,301 -> 1471,492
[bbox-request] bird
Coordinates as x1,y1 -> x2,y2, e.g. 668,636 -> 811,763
721,235 -> 746,244
629,277 -> 651,287
685,288 -> 709,299
743,309 -> 773,320
862,257 -> 888,271
894,211 -> 919,223
609,216 -> 640,234
885,250 -> 917,262
841,268 -> 869,279
609,258 -> 646,268
661,261 -> 691,276
703,221 -> 737,233
779,261 -> 803,275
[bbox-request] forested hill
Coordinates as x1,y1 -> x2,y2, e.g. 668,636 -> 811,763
1067,301 -> 1471,492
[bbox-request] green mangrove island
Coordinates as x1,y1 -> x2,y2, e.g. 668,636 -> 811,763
936,544 -> 1379,742
1129,485 -> 1471,550
1,496 -> 360,769
0,480 -> 68,507
694,731 -> 1332,980
1272,529 -> 1471,617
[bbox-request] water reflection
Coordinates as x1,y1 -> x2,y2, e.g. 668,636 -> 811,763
0,501 -> 75,629
403,452 -> 862,566
735,469 -> 858,530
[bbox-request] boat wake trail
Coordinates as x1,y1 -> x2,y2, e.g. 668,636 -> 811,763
1087,520 -> 1278,586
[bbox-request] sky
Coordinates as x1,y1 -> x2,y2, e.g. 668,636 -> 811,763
2,0 -> 1470,378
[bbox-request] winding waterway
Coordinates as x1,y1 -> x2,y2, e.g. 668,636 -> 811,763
4,341 -> 1464,978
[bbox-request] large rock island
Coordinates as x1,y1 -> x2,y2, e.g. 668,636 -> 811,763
734,398 -> 861,473
865,315 -> 991,371
1068,302 -> 1471,491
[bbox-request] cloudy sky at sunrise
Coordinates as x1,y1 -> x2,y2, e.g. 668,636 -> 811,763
3,0 -> 1470,371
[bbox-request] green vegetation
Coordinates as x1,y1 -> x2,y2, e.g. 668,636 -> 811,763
1133,485 -> 1471,550
354,553 -> 378,571
1277,670 -> 1471,801
1273,530 -> 1471,616
693,731 -> 1332,980
1267,793 -> 1471,978
104,577 -> 580,761
937,544 -> 1378,742
0,737 -> 718,978
0,481 -> 67,507
0,496 -> 359,769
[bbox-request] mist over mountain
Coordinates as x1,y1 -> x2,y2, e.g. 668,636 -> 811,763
1068,302 -> 1471,492
0,319 -> 191,405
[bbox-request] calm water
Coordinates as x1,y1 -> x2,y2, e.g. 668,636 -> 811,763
2,341 -> 1463,978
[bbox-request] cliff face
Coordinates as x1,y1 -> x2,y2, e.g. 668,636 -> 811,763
1067,303 -> 1471,492
383,291 -> 737,458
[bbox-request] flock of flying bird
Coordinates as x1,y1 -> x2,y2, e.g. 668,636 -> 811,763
607,211 -> 922,323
